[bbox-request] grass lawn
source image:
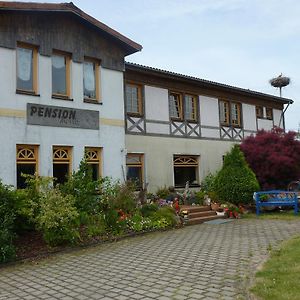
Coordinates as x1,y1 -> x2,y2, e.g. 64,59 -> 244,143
251,236 -> 300,300
243,210 -> 300,220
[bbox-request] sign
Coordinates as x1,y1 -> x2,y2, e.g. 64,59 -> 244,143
27,103 -> 99,130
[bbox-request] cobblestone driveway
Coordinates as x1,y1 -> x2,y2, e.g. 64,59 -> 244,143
1,219 -> 300,300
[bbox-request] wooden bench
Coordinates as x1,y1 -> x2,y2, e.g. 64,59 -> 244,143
254,190 -> 298,216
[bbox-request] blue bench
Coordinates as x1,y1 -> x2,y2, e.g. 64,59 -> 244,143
254,190 -> 298,216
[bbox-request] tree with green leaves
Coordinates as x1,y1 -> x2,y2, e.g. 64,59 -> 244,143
214,145 -> 259,205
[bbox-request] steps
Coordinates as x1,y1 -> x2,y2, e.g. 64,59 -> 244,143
180,205 -> 224,225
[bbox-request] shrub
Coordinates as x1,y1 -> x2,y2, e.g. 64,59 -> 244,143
240,128 -> 300,189
140,203 -> 159,217
201,173 -> 217,192
150,207 -> 177,228
60,159 -> 100,214
17,176 -> 80,246
214,145 -> 259,205
0,181 -> 17,263
36,189 -> 79,246
156,186 -> 170,199
194,190 -> 206,205
103,209 -> 127,235
109,181 -> 137,214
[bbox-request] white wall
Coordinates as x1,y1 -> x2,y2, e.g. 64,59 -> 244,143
126,135 -> 236,192
199,95 -> 219,127
0,47 -> 125,186
242,104 -> 257,131
144,85 -> 169,121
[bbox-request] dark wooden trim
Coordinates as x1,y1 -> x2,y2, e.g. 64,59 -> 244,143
16,89 -> 40,97
52,95 -> 73,101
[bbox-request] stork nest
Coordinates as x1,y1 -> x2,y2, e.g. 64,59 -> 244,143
270,76 -> 290,88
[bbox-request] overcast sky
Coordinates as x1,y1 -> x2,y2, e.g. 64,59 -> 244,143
16,0 -> 300,131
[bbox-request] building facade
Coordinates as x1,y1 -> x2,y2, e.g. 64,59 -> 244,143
0,2 -> 141,187
124,63 -> 291,191
0,2 -> 293,192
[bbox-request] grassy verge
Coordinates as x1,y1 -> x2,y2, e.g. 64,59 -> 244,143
243,210 -> 300,220
251,236 -> 300,300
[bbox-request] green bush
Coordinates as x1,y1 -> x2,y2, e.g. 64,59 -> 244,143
109,181 -> 137,214
201,173 -> 217,192
194,190 -> 206,205
17,176 -> 80,246
150,207 -> 177,228
60,159 -> 100,214
103,209 -> 127,235
214,145 -> 259,205
140,203 -> 159,217
156,186 -> 170,199
0,181 -> 17,263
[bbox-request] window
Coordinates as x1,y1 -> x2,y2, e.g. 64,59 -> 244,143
219,100 -> 230,126
16,145 -> 38,189
219,100 -> 241,127
266,107 -> 273,120
85,147 -> 102,181
126,154 -> 144,188
256,106 -> 263,118
52,51 -> 71,98
53,146 -> 72,184
169,92 -> 183,120
83,58 -> 100,102
185,94 -> 198,122
173,155 -> 199,188
125,83 -> 143,115
16,43 -> 38,93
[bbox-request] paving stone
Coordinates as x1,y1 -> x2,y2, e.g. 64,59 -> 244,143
0,219 -> 300,300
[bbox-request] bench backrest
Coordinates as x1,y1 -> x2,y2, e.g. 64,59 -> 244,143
254,190 -> 297,203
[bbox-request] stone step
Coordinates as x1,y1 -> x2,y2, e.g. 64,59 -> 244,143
188,210 -> 217,219
180,205 -> 211,213
186,215 -> 224,225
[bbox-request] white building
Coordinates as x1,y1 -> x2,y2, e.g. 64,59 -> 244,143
124,63 -> 292,192
0,2 -> 293,192
0,2 -> 141,187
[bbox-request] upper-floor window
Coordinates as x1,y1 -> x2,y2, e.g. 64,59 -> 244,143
219,100 -> 241,127
169,92 -> 198,122
16,43 -> 38,94
169,92 -> 183,120
125,83 -> 143,115
83,58 -> 100,102
185,94 -> 198,122
256,106 -> 263,118
52,51 -> 71,98
266,107 -> 273,120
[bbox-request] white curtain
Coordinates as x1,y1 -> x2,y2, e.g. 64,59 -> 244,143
17,48 -> 32,81
84,62 -> 95,92
52,55 -> 65,69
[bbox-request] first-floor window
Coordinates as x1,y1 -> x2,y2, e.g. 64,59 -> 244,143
85,147 -> 102,181
173,155 -> 199,188
53,146 -> 72,184
126,153 -> 144,188
16,145 -> 39,189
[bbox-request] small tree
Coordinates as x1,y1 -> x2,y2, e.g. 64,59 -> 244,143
240,127 -> 300,190
214,145 -> 259,205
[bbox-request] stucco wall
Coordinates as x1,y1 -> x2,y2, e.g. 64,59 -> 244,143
0,47 -> 125,186
126,135 -> 236,192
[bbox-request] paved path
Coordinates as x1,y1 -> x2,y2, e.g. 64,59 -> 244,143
1,219 -> 300,300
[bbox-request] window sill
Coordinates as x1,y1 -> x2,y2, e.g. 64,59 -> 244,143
186,119 -> 199,124
52,94 -> 73,101
84,98 -> 102,105
175,184 -> 200,189
16,89 -> 40,97
171,118 -> 184,122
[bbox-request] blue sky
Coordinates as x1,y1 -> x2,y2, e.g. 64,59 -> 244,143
16,0 -> 300,131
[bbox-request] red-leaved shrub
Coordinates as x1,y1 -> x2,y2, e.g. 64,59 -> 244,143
240,127 -> 300,190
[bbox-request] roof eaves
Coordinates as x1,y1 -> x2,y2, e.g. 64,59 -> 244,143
0,1 -> 142,54
125,62 -> 293,104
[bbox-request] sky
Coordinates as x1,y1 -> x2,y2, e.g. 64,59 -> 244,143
14,0 -> 300,131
